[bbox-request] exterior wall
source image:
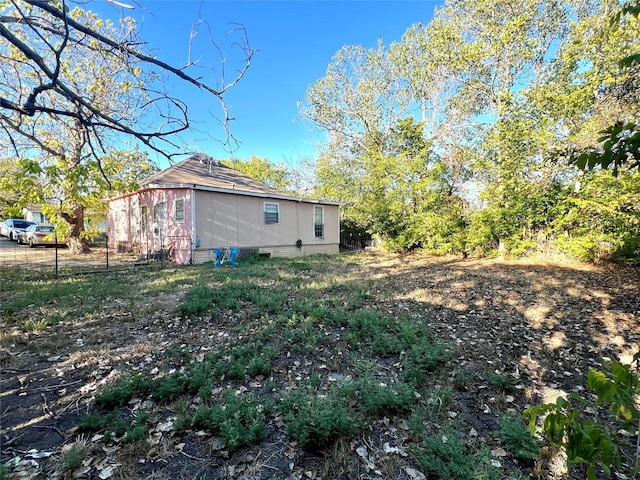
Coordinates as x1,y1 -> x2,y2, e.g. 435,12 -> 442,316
109,187 -> 340,265
108,188 -> 193,264
194,190 -> 340,262
23,205 -> 48,224
24,204 -> 106,232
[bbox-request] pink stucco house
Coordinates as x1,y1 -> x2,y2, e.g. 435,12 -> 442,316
107,153 -> 341,264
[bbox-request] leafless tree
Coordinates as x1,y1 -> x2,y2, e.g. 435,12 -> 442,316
0,0 -> 254,164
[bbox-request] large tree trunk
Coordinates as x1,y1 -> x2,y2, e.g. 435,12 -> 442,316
61,206 -> 91,254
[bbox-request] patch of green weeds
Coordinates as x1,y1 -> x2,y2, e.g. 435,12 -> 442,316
22,318 -> 48,333
282,319 -> 326,353
345,308 -> 385,344
152,372 -> 189,402
102,340 -> 280,409
279,388 -> 355,450
212,341 -> 278,380
181,280 -> 288,317
401,341 -> 450,386
288,298 -> 332,322
77,411 -> 117,432
186,364 -> 214,401
497,414 -> 540,461
61,444 -> 85,471
326,306 -> 350,327
47,308 -> 69,324
210,282 -> 249,310
413,429 -> 501,480
246,288 -> 287,313
407,388 -> 453,437
76,410 -> 148,443
352,377 -> 417,416
483,370 -> 516,392
121,412 -> 149,443
190,390 -> 269,451
94,373 -> 152,409
344,287 -> 373,310
425,386 -> 454,419
180,285 -> 214,317
2,274 -> 138,317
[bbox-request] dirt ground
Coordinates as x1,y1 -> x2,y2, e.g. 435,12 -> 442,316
1,253 -> 639,479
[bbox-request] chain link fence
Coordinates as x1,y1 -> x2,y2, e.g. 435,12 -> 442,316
0,237 -> 157,281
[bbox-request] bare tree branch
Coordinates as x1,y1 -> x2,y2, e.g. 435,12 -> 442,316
0,0 -> 255,162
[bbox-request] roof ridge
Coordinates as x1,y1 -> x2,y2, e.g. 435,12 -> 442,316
139,153 -> 285,196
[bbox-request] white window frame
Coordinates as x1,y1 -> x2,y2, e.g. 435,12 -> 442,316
313,205 -> 324,239
140,205 -> 148,238
153,201 -> 167,237
175,198 -> 185,223
264,202 -> 279,224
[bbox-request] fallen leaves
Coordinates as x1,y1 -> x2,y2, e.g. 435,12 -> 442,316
2,253 -> 640,479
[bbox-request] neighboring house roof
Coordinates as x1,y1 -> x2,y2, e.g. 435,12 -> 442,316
114,153 -> 341,205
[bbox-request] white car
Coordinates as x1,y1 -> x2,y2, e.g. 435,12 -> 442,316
0,219 -> 36,240
17,224 -> 67,247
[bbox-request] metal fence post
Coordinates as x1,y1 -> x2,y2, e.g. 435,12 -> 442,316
55,235 -> 59,276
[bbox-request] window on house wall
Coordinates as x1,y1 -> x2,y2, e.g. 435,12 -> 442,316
153,202 -> 167,237
141,205 -> 148,238
114,210 -> 120,237
175,199 -> 185,222
129,208 -> 136,238
314,206 -> 324,239
264,202 -> 279,224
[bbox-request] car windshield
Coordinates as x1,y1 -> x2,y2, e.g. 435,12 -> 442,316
38,226 -> 55,232
14,221 -> 33,228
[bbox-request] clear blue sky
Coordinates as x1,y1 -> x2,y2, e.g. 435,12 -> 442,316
93,1 -> 441,169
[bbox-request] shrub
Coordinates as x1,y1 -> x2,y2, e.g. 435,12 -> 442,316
77,411 -> 117,432
525,353 -> 640,479
152,372 -> 189,402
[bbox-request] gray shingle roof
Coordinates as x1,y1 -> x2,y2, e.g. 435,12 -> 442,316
140,153 -> 285,196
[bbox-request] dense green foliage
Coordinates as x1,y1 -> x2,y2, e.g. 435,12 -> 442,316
525,353 -> 640,479
222,156 -> 298,192
304,0 -> 640,262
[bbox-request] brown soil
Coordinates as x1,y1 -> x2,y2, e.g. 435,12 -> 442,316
1,252 -> 639,479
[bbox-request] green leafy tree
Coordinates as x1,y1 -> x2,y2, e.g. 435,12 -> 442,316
314,117 -> 466,253
570,1 -> 640,175
304,0 -> 640,262
553,170 -> 640,262
223,156 -> 297,193
0,157 -> 21,218
2,149 -> 157,246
